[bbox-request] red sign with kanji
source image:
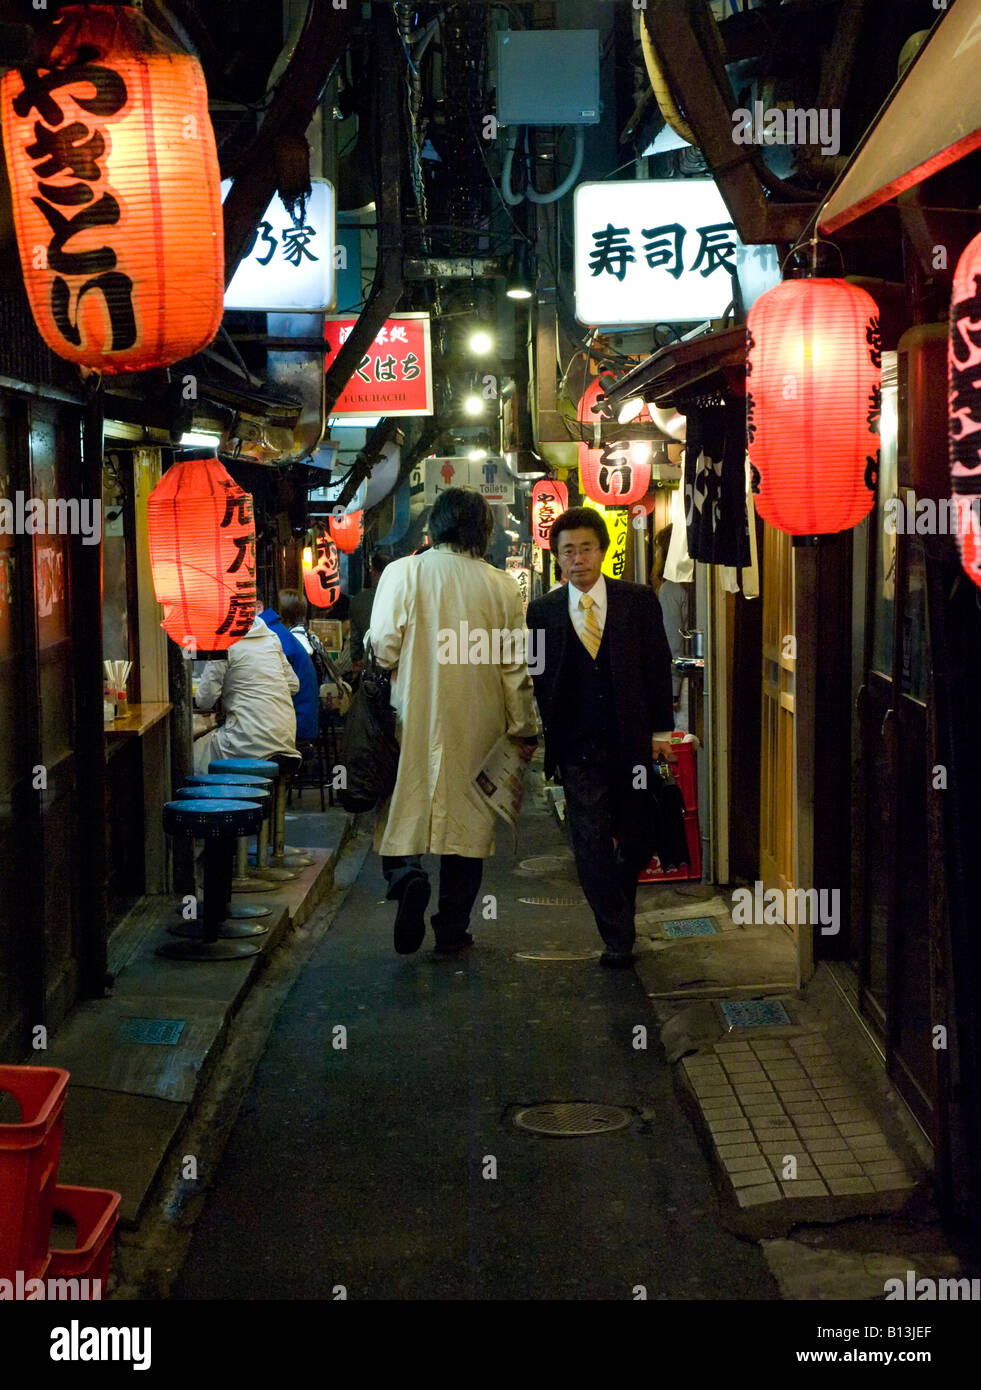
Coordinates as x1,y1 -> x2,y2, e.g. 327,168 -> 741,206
325,313 -> 433,416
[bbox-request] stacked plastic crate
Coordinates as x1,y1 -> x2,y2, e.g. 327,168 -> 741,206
0,1066 -> 120,1299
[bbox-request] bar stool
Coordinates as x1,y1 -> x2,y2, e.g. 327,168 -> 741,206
170,784 -> 274,938
208,758 -> 294,883
268,752 -> 310,870
158,799 -> 264,961
183,773 -> 276,904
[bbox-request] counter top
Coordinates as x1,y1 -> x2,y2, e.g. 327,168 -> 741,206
104,701 -> 172,740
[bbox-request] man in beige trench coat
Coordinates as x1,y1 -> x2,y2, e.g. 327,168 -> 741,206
369,488 -> 539,956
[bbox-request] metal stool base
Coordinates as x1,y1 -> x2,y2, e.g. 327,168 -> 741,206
274,854 -> 312,869
230,874 -> 277,894
253,865 -> 300,882
168,920 -> 269,940
157,939 -> 262,961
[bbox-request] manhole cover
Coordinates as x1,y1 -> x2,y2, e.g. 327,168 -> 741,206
518,854 -> 575,874
118,1018 -> 186,1046
662,917 -> 719,938
515,949 -> 600,961
517,896 -> 585,906
719,999 -> 793,1029
514,1103 -> 633,1136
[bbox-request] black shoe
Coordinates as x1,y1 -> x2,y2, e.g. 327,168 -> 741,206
393,874 -> 431,955
433,932 -> 474,957
600,950 -> 635,969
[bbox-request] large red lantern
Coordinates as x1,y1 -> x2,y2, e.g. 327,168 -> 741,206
329,510 -> 363,554
530,480 -> 568,549
0,4 -> 223,372
577,440 -> 652,507
147,451 -> 255,657
302,532 -> 341,608
746,278 -> 880,536
948,231 -> 981,588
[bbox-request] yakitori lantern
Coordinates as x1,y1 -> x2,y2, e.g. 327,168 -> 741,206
746,277 -> 881,536
303,532 -> 341,608
0,4 -> 223,372
577,440 -> 651,507
949,232 -> 981,588
329,509 -> 363,554
531,480 -> 568,549
147,450 -> 255,657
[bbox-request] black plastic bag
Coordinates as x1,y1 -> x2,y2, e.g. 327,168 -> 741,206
337,643 -> 399,813
649,758 -> 690,871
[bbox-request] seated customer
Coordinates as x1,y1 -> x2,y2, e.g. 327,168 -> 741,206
259,593 -> 320,745
193,612 -> 299,774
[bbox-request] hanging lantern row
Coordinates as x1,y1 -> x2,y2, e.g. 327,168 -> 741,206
302,531 -> 342,608
530,480 -> 568,549
577,441 -> 652,507
329,509 -> 364,554
745,277 -> 881,538
0,3 -> 224,373
147,451 -> 255,657
949,231 -> 981,590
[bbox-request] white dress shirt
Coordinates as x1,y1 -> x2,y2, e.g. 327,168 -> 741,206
567,573 -> 673,743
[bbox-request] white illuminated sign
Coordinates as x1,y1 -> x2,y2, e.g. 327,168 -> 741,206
574,179 -> 743,325
224,179 -> 336,312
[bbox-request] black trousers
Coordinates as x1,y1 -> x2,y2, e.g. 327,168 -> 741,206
559,744 -> 658,955
382,854 -> 483,946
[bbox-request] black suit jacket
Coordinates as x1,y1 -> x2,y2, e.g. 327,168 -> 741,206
526,578 -> 674,780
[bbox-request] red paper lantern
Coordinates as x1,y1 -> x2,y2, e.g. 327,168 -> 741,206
530,480 -> 569,549
303,532 -> 341,608
147,451 -> 256,657
746,278 -> 881,536
577,440 -> 652,507
329,509 -> 363,554
948,231 -> 981,588
0,4 -> 223,372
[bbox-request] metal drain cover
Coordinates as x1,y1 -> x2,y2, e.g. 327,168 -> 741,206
515,949 -> 600,961
519,854 -> 575,873
662,917 -> 719,938
719,998 -> 793,1029
517,895 -> 585,906
514,1103 -> 633,1136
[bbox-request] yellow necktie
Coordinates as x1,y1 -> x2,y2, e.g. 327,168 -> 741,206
579,593 -> 602,659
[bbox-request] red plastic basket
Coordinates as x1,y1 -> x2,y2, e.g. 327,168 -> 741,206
47,1185 -> 121,1297
639,735 -> 702,883
0,1066 -> 69,1282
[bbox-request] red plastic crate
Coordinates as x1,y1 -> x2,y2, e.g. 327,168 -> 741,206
47,1185 -> 121,1297
639,735 -> 702,883
0,1066 -> 69,1282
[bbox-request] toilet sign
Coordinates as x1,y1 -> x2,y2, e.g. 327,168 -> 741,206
422,457 -> 515,504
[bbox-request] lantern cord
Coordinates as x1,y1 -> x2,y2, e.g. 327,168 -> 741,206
779,235 -> 845,278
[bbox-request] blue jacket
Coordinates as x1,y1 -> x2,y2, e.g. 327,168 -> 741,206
259,609 -> 320,742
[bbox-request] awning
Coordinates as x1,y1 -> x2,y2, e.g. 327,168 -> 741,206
599,326 -> 746,414
819,0 -> 981,234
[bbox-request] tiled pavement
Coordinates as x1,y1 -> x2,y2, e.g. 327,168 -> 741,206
681,1033 -> 918,1220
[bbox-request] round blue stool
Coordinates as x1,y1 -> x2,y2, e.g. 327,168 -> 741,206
171,784 -> 275,935
158,799 -> 263,960
207,759 -> 297,881
184,773 -> 276,898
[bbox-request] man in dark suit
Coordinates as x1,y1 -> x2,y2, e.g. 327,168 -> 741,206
526,506 -> 676,967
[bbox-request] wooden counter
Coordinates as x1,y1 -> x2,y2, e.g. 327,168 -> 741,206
104,701 -> 172,741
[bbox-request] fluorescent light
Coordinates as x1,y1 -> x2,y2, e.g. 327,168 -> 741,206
506,286 -> 533,301
180,431 -> 222,446
329,415 -> 383,428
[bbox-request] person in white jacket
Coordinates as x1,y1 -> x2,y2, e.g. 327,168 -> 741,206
193,613 -> 300,774
369,488 -> 538,957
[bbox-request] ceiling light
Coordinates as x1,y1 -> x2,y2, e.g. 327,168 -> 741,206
617,396 -> 645,425
468,329 -> 494,354
506,241 -> 535,301
180,430 -> 222,447
463,395 -> 485,417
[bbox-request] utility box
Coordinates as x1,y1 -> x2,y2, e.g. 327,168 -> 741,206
497,30 -> 600,126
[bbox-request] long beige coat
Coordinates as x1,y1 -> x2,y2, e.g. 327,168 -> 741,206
369,546 -> 538,857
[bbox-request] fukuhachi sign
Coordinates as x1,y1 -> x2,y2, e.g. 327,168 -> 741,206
574,180 -> 742,325
325,313 -> 433,417
224,179 -> 336,312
